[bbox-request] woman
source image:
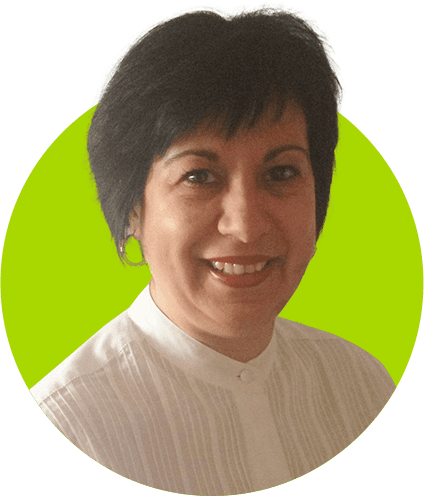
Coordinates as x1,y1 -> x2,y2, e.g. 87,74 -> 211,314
30,10 -> 395,494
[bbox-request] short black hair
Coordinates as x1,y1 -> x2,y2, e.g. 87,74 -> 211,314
88,9 -> 341,262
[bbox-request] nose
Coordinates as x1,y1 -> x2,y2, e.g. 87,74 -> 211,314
217,178 -> 272,243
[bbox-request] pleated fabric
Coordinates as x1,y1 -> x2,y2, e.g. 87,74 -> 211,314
31,286 -> 395,494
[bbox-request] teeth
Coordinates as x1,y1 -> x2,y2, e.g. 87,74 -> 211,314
245,265 -> 256,274
256,262 -> 266,271
211,261 -> 268,275
213,261 -> 225,271
224,263 -> 234,275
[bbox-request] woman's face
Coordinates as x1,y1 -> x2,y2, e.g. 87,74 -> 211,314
131,100 -> 316,336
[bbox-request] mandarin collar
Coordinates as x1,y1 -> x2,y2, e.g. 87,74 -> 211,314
128,285 -> 277,393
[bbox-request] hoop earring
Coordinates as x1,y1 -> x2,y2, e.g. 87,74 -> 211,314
119,236 -> 145,267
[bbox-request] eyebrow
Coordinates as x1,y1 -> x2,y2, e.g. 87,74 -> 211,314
264,145 -> 309,161
164,150 -> 219,167
163,145 -> 308,167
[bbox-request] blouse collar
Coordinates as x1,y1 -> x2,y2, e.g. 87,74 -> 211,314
128,284 -> 277,393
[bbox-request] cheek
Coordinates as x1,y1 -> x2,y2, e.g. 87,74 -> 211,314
141,211 -> 177,261
141,196 -> 207,262
282,195 -> 316,252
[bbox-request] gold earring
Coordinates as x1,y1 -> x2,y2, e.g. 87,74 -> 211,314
119,235 -> 145,267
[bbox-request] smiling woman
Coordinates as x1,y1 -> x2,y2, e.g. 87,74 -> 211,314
29,9 -> 395,494
131,101 -> 316,362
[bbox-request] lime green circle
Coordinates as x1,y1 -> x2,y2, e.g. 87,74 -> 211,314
1,108 -> 422,389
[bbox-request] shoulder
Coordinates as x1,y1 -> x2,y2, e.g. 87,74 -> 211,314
274,317 -> 395,395
30,309 -> 144,404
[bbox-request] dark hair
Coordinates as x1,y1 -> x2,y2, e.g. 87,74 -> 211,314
88,9 -> 341,262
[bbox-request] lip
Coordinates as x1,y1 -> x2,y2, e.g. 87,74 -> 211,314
206,255 -> 271,264
206,258 -> 275,288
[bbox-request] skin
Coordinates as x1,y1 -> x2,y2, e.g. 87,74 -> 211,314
130,100 -> 316,362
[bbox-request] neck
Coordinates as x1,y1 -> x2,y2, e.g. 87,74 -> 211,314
149,281 -> 275,363
189,326 -> 274,363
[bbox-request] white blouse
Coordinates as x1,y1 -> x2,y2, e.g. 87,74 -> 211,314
31,285 -> 395,494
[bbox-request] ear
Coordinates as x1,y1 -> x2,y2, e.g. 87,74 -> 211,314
129,203 -> 143,241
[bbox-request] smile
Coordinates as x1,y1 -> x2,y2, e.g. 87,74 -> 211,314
210,261 -> 268,275
205,256 -> 275,288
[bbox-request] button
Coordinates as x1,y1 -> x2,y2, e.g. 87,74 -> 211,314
239,369 -> 254,383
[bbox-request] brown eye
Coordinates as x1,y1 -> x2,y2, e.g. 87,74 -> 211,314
266,166 -> 299,182
183,169 -> 216,185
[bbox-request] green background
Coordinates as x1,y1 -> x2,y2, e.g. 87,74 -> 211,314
0,0 -> 424,495
1,108 -> 422,388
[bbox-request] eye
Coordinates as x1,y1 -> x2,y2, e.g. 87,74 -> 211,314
265,166 -> 299,182
183,169 -> 216,185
